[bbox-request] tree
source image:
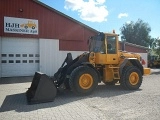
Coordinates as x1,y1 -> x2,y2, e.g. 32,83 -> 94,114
148,37 -> 160,59
154,37 -> 160,55
120,19 -> 151,47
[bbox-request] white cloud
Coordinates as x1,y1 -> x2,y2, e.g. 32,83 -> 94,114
118,13 -> 128,18
126,21 -> 131,24
64,0 -> 108,22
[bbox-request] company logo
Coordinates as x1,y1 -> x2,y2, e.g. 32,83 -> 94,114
20,21 -> 37,29
4,17 -> 38,35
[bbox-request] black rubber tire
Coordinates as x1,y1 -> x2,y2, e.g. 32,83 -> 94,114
120,66 -> 142,90
69,66 -> 98,95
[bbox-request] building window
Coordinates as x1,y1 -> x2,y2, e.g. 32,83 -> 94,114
1,54 -> 7,57
1,60 -> 7,63
16,60 -> 21,63
9,54 -> 14,57
23,60 -> 27,63
29,60 -> 34,63
16,54 -> 21,57
29,54 -> 34,57
23,54 -> 27,57
35,60 -> 39,63
9,60 -> 14,63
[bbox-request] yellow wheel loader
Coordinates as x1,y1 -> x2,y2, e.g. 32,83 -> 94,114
26,31 -> 150,104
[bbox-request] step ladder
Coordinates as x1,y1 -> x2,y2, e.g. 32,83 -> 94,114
109,65 -> 120,79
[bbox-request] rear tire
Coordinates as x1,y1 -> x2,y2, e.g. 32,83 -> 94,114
120,66 -> 142,90
69,66 -> 98,95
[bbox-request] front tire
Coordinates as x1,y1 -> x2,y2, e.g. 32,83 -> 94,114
120,66 -> 142,90
69,66 -> 98,95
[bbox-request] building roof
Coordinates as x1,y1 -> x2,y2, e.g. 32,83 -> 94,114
33,0 -> 98,33
125,41 -> 150,50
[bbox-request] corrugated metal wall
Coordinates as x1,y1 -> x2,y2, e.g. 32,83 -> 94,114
39,39 -> 86,76
39,39 -> 59,76
0,0 -> 97,51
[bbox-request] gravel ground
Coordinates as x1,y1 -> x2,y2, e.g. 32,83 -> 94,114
0,69 -> 160,120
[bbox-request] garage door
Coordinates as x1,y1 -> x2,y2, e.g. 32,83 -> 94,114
1,37 -> 39,77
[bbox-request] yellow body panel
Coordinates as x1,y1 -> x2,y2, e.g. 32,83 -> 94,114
95,53 -> 106,64
103,65 -> 113,82
119,51 -> 141,61
143,68 -> 151,75
95,53 -> 119,64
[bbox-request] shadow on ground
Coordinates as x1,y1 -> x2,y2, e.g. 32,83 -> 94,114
0,77 -> 32,84
151,68 -> 160,75
0,84 -> 138,113
151,71 -> 160,75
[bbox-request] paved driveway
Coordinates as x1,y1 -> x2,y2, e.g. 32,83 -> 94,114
0,69 -> 160,120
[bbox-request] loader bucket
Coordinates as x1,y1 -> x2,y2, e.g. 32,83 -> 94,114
26,72 -> 57,104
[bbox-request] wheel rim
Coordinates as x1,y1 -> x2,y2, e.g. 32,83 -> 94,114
129,72 -> 139,85
79,74 -> 93,89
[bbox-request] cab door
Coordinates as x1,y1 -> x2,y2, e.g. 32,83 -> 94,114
106,35 -> 119,64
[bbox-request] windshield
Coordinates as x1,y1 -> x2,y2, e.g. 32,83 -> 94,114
89,33 -> 105,53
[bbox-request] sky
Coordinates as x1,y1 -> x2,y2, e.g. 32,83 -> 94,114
40,0 -> 160,39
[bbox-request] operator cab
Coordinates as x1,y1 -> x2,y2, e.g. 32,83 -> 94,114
88,32 -> 119,64
89,32 -> 118,54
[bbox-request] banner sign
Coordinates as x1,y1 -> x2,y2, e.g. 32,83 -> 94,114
4,16 -> 38,35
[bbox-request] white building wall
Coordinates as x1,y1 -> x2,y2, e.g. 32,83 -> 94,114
39,39 -> 59,76
138,53 -> 148,68
39,39 -> 86,76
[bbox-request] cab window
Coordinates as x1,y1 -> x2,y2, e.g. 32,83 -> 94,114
107,36 -> 116,54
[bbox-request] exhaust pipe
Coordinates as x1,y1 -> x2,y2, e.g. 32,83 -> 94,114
121,36 -> 126,51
